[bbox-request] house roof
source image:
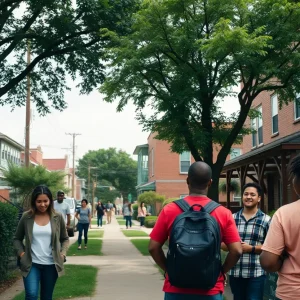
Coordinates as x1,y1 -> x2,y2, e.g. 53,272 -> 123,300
0,132 -> 24,150
133,144 -> 148,155
43,158 -> 68,171
223,131 -> 300,171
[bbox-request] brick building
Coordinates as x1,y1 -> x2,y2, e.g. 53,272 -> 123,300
134,132 -> 243,201
222,91 -> 300,212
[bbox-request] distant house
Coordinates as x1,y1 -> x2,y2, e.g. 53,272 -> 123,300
0,132 -> 24,200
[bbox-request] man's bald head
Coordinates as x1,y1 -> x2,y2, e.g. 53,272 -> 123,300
187,161 -> 212,190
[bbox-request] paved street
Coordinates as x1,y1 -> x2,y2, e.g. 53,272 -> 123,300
1,216 -> 232,300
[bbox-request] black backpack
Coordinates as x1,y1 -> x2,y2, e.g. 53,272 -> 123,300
166,199 -> 222,290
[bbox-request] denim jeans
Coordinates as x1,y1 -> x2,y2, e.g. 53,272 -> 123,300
125,215 -> 132,228
23,263 -> 58,300
78,223 -> 89,245
164,292 -> 223,300
97,215 -> 103,226
139,216 -> 145,226
229,275 -> 266,300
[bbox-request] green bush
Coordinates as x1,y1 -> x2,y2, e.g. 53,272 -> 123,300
137,191 -> 166,205
162,197 -> 177,207
268,210 -> 277,217
0,203 -> 18,281
144,216 -> 158,228
132,203 -> 138,220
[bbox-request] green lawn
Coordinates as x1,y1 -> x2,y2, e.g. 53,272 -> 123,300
91,219 -> 106,226
130,239 -> 150,256
122,230 -> 148,237
88,230 -> 104,238
67,239 -> 103,256
117,220 -> 126,225
13,265 -> 97,300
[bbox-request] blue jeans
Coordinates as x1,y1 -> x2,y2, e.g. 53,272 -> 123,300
165,293 -> 223,299
97,215 -> 103,226
78,223 -> 89,245
23,263 -> 58,300
229,275 -> 266,300
139,216 -> 145,226
125,216 -> 132,228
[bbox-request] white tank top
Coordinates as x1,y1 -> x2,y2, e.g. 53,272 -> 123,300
31,222 -> 54,265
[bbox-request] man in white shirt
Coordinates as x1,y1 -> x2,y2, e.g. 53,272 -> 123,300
53,191 -> 70,227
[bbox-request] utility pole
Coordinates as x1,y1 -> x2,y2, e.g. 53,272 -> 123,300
25,41 -> 31,167
65,133 -> 81,198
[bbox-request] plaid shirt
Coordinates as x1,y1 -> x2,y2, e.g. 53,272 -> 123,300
229,209 -> 271,278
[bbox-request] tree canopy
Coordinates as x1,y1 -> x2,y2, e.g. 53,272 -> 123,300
101,0 -> 300,200
3,164 -> 68,207
0,0 -> 138,114
76,148 -> 137,201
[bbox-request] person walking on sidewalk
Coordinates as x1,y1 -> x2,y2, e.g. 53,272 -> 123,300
260,154 -> 300,300
138,201 -> 147,227
53,190 -> 70,229
149,161 -> 242,300
105,200 -> 113,224
75,199 -> 91,250
223,182 -> 271,300
123,201 -> 133,229
96,200 -> 105,227
13,185 -> 69,300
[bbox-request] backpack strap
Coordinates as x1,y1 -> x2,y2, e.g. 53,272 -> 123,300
204,201 -> 221,214
174,199 -> 190,212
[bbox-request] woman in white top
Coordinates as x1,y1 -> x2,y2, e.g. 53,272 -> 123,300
138,201 -> 147,227
14,185 -> 69,300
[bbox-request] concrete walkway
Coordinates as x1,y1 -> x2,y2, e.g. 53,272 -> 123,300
1,216 -> 232,300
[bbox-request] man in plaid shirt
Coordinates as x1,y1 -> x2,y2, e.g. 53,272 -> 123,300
224,182 -> 271,300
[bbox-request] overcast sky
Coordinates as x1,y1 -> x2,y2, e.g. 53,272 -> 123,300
0,85 -> 240,164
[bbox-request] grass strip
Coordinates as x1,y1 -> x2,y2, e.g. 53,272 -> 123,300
88,230 -> 104,238
91,219 -> 106,226
122,230 -> 148,237
130,239 -> 150,256
67,239 -> 103,256
13,265 -> 97,300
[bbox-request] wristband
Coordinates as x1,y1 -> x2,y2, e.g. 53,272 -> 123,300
251,246 -> 256,254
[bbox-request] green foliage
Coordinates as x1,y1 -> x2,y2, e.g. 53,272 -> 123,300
3,164 -> 68,208
219,180 -> 241,194
144,216 -> 158,228
0,203 -> 18,281
268,210 -> 277,218
122,230 -> 148,237
67,239 -> 103,256
130,239 -> 150,255
162,197 -> 178,207
137,191 -> 166,205
101,0 -> 300,201
132,203 -> 139,220
76,148 -> 137,201
0,0 -> 139,113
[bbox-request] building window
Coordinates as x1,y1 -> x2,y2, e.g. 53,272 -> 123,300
230,148 -> 242,160
180,151 -> 191,173
151,148 -> 154,176
251,106 -> 263,147
295,93 -> 300,120
271,94 -> 279,134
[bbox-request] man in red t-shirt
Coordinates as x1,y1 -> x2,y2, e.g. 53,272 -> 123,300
149,161 -> 242,300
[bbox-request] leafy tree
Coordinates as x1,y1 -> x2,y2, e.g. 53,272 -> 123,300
3,164 -> 68,208
0,0 -> 138,113
76,148 -> 137,201
94,178 -> 121,203
101,0 -> 300,201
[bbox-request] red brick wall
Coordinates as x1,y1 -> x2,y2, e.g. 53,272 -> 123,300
0,189 -> 10,201
243,90 -> 300,153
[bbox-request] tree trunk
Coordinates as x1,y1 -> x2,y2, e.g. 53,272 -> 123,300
207,173 -> 220,202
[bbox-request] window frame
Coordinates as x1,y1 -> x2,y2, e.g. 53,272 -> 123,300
251,105 -> 263,147
271,94 -> 279,134
294,93 -> 300,121
151,148 -> 154,177
179,151 -> 191,174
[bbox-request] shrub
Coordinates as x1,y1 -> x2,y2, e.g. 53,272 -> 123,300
162,197 -> 177,207
268,210 -> 277,217
219,179 -> 240,194
144,216 -> 158,228
137,191 -> 166,205
132,203 -> 138,220
0,203 -> 18,281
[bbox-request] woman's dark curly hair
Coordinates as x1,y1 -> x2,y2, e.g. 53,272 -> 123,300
30,185 -> 54,215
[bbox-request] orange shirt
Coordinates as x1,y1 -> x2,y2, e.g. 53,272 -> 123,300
261,200 -> 300,299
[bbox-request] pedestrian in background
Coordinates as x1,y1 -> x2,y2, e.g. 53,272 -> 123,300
53,190 -> 70,229
138,201 -> 147,227
96,200 -> 105,227
122,201 -> 133,229
75,199 -> 91,250
105,200 -> 113,224
14,185 -> 69,300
